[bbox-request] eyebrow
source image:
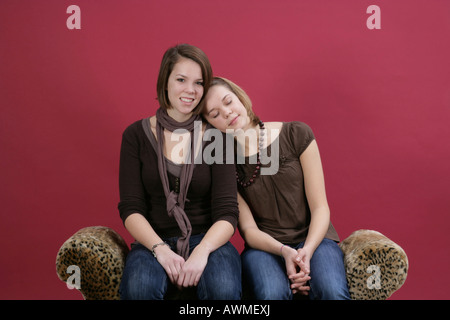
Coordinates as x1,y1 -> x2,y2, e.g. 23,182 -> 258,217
207,94 -> 230,116
222,94 -> 230,102
175,74 -> 203,81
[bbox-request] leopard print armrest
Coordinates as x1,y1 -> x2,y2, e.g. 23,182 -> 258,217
56,226 -> 129,300
339,229 -> 408,300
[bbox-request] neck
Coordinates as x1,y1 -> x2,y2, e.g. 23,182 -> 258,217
157,107 -> 199,133
234,121 -> 262,156
167,108 -> 193,123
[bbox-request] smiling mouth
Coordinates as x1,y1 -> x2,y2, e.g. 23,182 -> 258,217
229,115 -> 239,126
180,97 -> 194,103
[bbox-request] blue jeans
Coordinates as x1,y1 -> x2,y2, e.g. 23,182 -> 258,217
241,238 -> 350,300
120,234 -> 242,300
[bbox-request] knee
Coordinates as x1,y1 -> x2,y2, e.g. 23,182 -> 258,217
197,243 -> 242,300
241,249 -> 292,300
203,281 -> 242,300
310,281 -> 350,300
308,239 -> 350,300
316,287 -> 350,300
197,271 -> 242,300
243,266 -> 292,300
120,248 -> 167,300
120,270 -> 167,300
255,284 -> 292,300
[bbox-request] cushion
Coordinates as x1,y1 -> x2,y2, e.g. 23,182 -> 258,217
55,226 -> 129,300
339,229 -> 408,300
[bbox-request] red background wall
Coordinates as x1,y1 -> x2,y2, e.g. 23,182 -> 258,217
1,0 -> 449,300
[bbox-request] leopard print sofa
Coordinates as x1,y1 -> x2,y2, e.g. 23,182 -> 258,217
56,227 -> 408,300
339,229 -> 408,300
56,226 -> 129,300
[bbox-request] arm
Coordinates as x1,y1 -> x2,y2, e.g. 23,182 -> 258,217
290,140 -> 330,291
238,192 -> 286,256
118,123 -> 184,284
238,193 -> 311,294
177,143 -> 239,288
300,139 -> 330,256
177,220 -> 234,287
124,214 -> 185,284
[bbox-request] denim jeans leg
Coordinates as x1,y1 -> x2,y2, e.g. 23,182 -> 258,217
196,239 -> 242,300
297,238 -> 351,300
241,248 -> 292,300
119,243 -> 168,300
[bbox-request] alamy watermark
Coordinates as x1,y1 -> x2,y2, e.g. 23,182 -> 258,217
169,121 -> 280,176
366,264 -> 382,290
66,5 -> 381,31
66,265 -> 81,290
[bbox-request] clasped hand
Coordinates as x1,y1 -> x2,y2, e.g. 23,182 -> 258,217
155,245 -> 208,289
283,247 -> 311,295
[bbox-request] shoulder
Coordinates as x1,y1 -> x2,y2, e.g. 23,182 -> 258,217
285,121 -> 313,133
121,118 -> 150,141
264,121 -> 283,130
283,121 -> 315,156
284,121 -> 314,138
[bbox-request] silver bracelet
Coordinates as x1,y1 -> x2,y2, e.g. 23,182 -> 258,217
151,241 -> 169,258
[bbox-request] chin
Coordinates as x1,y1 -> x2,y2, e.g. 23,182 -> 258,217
234,119 -> 246,131
177,104 -> 197,114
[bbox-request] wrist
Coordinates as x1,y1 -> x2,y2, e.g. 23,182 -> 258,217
299,244 -> 313,256
280,244 -> 296,258
279,244 -> 286,256
151,241 -> 170,258
192,242 -> 213,256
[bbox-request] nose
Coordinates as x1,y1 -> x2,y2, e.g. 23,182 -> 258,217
220,106 -> 233,118
185,82 -> 195,94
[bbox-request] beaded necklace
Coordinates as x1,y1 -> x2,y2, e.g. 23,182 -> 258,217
236,120 -> 265,188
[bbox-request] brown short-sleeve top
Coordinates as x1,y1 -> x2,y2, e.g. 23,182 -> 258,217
237,121 -> 340,245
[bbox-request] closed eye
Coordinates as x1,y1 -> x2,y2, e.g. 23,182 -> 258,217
208,109 -> 220,118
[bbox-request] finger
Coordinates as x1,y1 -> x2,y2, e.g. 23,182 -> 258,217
285,259 -> 297,275
177,269 -> 186,288
291,280 -> 309,289
170,269 -> 179,285
292,285 -> 310,294
185,272 -> 197,287
179,266 -> 195,288
174,262 -> 183,280
164,266 -> 174,284
289,270 -> 305,278
300,260 -> 310,274
193,272 -> 202,286
182,272 -> 192,287
289,272 -> 310,282
292,289 -> 310,295
298,288 -> 310,295
291,277 -> 311,285
172,268 -> 181,284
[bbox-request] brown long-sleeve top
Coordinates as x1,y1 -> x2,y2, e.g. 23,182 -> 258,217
118,118 -> 239,238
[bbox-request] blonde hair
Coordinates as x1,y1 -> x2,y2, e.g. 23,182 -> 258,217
198,77 -> 260,125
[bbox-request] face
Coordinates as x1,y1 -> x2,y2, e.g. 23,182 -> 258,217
166,57 -> 204,121
203,85 -> 251,132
